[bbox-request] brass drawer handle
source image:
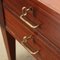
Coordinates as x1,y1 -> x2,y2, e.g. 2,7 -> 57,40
21,35 -> 39,55
20,7 -> 39,29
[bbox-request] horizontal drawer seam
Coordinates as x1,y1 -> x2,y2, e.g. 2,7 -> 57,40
4,3 -> 60,55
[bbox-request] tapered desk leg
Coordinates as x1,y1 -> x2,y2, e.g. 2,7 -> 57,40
1,28 -> 16,60
0,0 -> 16,60
6,31 -> 16,60
1,20 -> 16,60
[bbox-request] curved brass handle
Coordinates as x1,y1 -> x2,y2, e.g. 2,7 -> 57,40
20,7 -> 39,29
21,35 -> 39,55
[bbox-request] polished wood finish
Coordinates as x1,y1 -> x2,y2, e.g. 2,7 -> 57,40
3,0 -> 60,48
4,7 -> 60,60
0,0 -> 16,60
1,0 -> 60,60
6,31 -> 16,60
36,0 -> 60,13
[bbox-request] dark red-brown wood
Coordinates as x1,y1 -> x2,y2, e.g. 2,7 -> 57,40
1,0 -> 60,60
0,0 -> 16,60
4,6 -> 60,60
3,0 -> 60,48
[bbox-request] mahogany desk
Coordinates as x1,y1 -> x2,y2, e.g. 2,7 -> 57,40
0,0 -> 60,60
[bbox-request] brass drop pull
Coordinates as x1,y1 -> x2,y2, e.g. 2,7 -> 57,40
20,7 -> 39,29
21,35 -> 39,55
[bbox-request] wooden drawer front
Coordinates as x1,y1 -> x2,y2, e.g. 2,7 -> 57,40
4,8 -> 32,41
4,8 -> 60,60
4,8 -> 41,60
27,35 -> 60,60
3,0 -> 60,48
